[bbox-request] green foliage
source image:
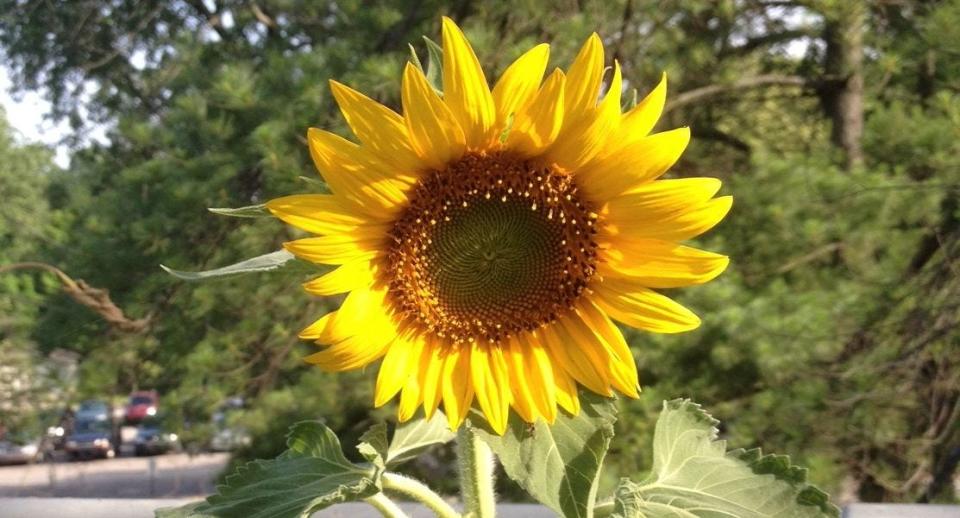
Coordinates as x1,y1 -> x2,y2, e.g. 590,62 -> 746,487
608,400 -> 838,518
0,0 -> 958,505
158,421 -> 382,518
155,399 -> 836,517
0,110 -> 69,431
474,392 -> 617,518
384,412 -> 456,467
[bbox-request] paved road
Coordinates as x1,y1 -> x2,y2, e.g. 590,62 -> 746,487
0,453 -> 228,498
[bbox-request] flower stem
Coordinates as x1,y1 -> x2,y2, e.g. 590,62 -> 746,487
365,492 -> 410,518
382,472 -> 462,518
592,500 -> 614,517
456,424 -> 497,518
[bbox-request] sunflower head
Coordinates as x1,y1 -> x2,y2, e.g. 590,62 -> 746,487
268,17 -> 731,434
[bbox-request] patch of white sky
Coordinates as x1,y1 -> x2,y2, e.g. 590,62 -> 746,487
0,0 -> 214,169
0,67 -> 81,169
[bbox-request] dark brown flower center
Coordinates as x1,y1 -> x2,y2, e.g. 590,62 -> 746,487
384,152 -> 598,344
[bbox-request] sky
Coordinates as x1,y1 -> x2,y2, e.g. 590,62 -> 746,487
0,66 -> 75,168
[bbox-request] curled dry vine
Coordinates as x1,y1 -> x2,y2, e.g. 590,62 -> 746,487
0,261 -> 150,333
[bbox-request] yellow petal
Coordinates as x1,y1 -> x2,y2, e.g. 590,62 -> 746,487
558,311 -> 630,397
471,343 -> 510,434
503,337 -> 537,423
302,260 -> 376,297
398,335 -> 428,422
283,233 -> 382,265
298,312 -> 337,341
492,44 -> 549,126
375,333 -> 420,407
593,282 -> 701,333
540,320 -> 611,396
506,69 -> 565,157
402,62 -> 467,170
606,178 -> 722,216
548,62 -> 621,171
576,301 -> 639,398
599,239 -> 729,289
299,287 -> 390,343
606,196 -> 733,242
549,352 -> 581,415
306,128 -> 411,213
577,127 -> 690,201
420,338 -> 445,419
329,80 -> 422,173
302,289 -> 398,370
266,194 -> 373,234
441,17 -> 496,149
442,346 -> 474,430
564,33 -> 604,123
520,334 -> 558,423
303,329 -> 394,371
599,72 -> 667,160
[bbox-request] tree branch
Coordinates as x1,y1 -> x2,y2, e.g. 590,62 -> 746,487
719,28 -> 818,58
0,262 -> 150,333
183,0 -> 231,42
666,74 -> 814,113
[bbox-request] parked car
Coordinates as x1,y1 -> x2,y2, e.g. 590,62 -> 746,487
209,397 -> 251,452
209,426 -> 251,452
124,390 -> 158,424
75,400 -> 110,422
0,433 -> 41,465
133,416 -> 180,456
64,419 -> 115,460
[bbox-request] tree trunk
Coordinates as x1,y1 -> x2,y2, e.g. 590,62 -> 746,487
821,3 -> 866,170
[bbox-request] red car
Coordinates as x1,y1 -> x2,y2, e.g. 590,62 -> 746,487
125,391 -> 159,424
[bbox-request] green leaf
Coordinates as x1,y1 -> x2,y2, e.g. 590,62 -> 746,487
498,112 -> 515,143
408,43 -> 426,74
422,36 -> 443,93
207,204 -> 270,218
473,391 -> 617,518
622,88 -> 639,111
192,421 -> 381,518
161,249 -> 296,281
612,399 -> 840,518
386,411 -> 456,467
607,479 -> 643,518
154,501 -> 212,518
357,422 -> 388,468
297,175 -> 329,191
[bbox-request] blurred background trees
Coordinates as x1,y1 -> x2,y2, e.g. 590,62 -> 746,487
0,0 -> 957,504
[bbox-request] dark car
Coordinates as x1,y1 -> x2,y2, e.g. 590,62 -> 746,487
64,419 -> 115,460
75,400 -> 110,422
133,416 -> 180,456
124,390 -> 158,424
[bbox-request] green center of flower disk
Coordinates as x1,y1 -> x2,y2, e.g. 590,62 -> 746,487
385,153 -> 599,344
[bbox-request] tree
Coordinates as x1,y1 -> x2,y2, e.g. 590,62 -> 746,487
0,109 -> 67,432
0,0 -> 957,503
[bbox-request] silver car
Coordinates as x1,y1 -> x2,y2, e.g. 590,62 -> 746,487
0,439 -> 41,465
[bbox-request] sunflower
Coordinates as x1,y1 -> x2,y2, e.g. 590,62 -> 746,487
267,18 -> 731,434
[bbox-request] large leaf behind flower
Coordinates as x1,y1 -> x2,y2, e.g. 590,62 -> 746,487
609,399 -> 839,518
355,412 -> 456,468
474,392 -> 618,518
156,421 -> 380,518
386,411 -> 456,466
161,249 -> 298,280
160,249 -> 323,281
